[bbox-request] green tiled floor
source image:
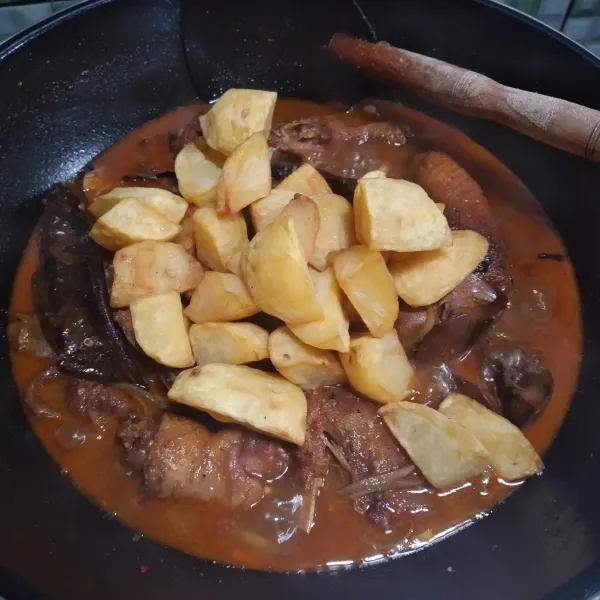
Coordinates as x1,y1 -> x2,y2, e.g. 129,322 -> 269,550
0,0 -> 600,56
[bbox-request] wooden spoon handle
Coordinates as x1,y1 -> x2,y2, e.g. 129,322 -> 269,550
330,35 -> 600,162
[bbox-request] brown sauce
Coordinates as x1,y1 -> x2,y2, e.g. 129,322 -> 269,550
9,99 -> 582,572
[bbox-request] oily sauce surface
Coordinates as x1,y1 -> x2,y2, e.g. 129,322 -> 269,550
9,100 -> 582,572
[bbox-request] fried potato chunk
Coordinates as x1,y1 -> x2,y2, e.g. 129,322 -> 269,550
380,401 -> 490,489
250,189 -> 297,232
174,143 -> 222,206
184,271 -> 259,324
111,241 -> 203,308
192,204 -> 248,272
269,327 -> 346,390
199,89 -> 277,156
216,132 -> 271,213
130,292 -> 194,368
276,163 -> 331,196
439,393 -> 543,480
339,331 -> 414,404
288,268 -> 350,352
188,322 -> 269,366
88,187 -> 188,224
354,174 -> 452,252
309,192 -> 356,271
168,363 -> 307,445
390,230 -> 490,307
242,215 -> 323,324
90,198 -> 181,252
332,245 -> 398,337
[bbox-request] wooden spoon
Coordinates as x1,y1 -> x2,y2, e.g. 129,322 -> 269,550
329,34 -> 600,162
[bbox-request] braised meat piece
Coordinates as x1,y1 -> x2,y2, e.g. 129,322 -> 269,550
113,309 -> 137,347
481,346 -> 554,427
269,115 -> 406,180
66,378 -> 135,420
7,313 -> 54,360
33,185 -> 146,385
300,387 -> 422,528
118,414 -> 290,508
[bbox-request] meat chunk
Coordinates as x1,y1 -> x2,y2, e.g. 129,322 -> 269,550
117,414 -> 290,509
7,313 -> 54,360
113,309 -> 137,347
66,378 -> 135,420
269,116 -> 406,181
240,435 -> 289,481
481,346 -> 554,427
414,152 -> 509,293
416,274 -> 507,366
300,387 -> 422,528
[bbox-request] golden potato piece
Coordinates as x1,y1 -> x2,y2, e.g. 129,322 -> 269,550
174,206 -> 197,255
192,204 -> 249,272
243,215 -> 323,324
288,268 -> 349,352
199,88 -> 277,156
174,143 -> 222,206
250,189 -> 296,231
332,245 -> 398,338
90,198 -> 181,252
354,175 -> 452,252
278,194 -> 320,259
269,327 -> 346,390
88,187 -> 188,224
439,393 -> 543,481
130,292 -> 194,368
184,271 -> 259,324
339,331 -> 414,404
390,230 -> 490,307
276,163 -> 331,196
309,192 -> 356,271
380,401 -> 490,489
188,322 -> 269,366
168,363 -> 306,445
111,241 -> 203,308
216,132 -> 271,214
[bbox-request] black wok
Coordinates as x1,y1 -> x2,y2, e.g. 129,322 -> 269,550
1,0 -> 600,598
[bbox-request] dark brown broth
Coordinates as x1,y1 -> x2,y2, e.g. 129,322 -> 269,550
9,99 -> 582,572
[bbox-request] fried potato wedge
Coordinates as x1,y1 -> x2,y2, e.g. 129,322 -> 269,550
130,292 -> 194,368
174,143 -> 222,206
390,230 -> 490,307
439,393 -> 543,480
216,132 -> 271,213
288,268 -> 350,352
90,198 -> 181,252
88,186 -> 188,224
278,194 -> 320,259
309,192 -> 355,271
184,271 -> 259,324
380,401 -> 490,489
354,175 -> 452,252
199,88 -> 277,156
269,327 -> 346,389
339,331 -> 414,404
276,163 -> 331,197
111,241 -> 203,308
188,322 -> 269,366
242,215 -> 323,324
249,189 -> 296,231
332,245 -> 398,337
174,206 -> 197,255
168,363 -> 307,445
192,204 -> 249,272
